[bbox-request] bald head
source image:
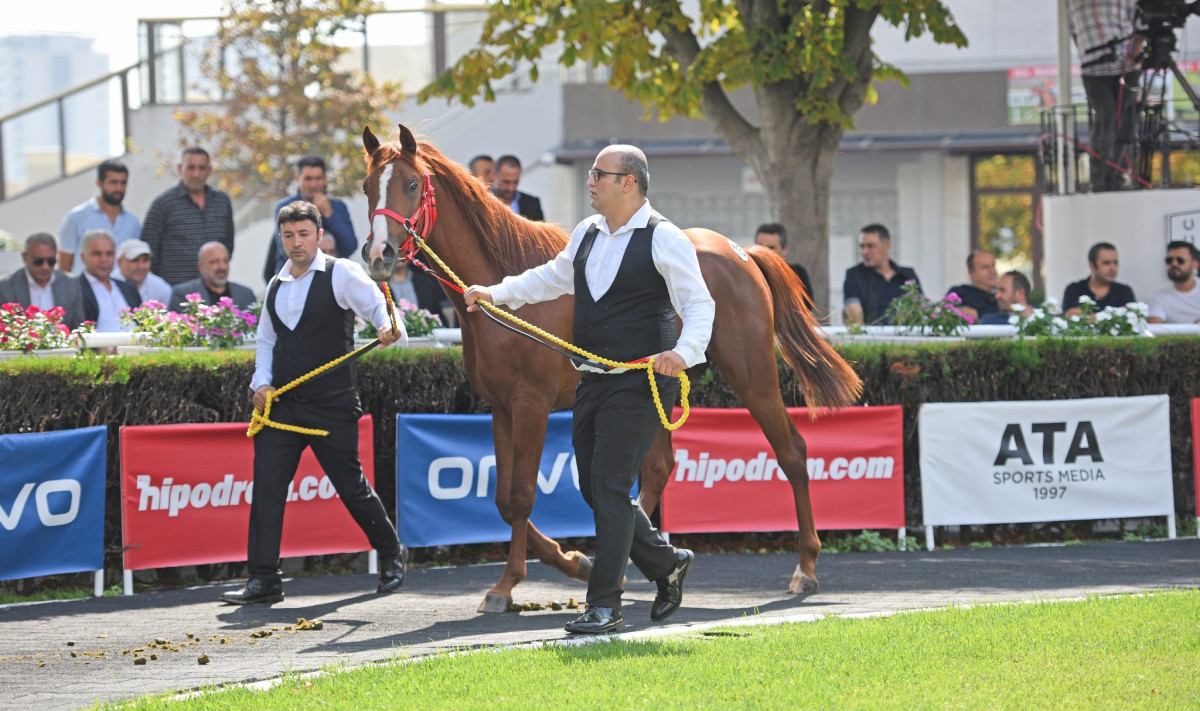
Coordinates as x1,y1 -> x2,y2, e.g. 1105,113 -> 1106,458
598,144 -> 650,197
198,241 -> 230,290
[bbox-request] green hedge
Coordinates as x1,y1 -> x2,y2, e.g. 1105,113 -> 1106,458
1,338 -> 1196,577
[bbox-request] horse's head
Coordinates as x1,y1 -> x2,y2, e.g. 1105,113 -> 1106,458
360,124 -> 436,282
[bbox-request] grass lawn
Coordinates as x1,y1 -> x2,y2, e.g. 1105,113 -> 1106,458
109,589 -> 1199,710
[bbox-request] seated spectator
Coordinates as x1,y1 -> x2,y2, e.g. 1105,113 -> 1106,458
169,242 -> 257,312
112,239 -> 172,306
843,223 -> 921,325
79,229 -> 141,331
387,261 -> 420,308
1062,242 -> 1135,317
0,232 -> 87,328
754,222 -> 813,306
1147,240 -> 1200,324
57,159 -> 141,274
945,250 -> 999,321
981,270 -> 1033,324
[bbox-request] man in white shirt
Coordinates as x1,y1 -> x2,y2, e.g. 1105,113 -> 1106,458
1148,241 -> 1200,324
78,230 -> 141,331
221,201 -> 408,605
112,239 -> 172,307
465,144 -> 715,634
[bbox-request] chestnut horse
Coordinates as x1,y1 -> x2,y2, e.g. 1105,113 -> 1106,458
361,124 -> 862,613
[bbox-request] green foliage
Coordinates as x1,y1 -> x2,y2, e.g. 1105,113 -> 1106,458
822,529 -> 900,553
173,0 -> 405,200
884,281 -> 975,334
422,1 -> 964,127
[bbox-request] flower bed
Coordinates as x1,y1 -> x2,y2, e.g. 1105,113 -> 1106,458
0,303 -> 92,352
120,295 -> 258,349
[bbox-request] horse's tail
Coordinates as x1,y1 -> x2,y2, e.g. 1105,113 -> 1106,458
747,246 -> 863,411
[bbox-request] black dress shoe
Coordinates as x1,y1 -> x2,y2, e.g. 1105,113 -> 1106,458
220,578 -> 284,605
650,548 -> 694,622
377,544 -> 409,593
564,607 -> 625,634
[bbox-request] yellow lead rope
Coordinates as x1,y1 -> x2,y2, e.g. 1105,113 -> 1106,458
414,239 -> 690,431
247,283 -> 400,438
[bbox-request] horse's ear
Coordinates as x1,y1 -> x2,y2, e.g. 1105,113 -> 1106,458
398,124 -> 418,155
362,126 -> 380,157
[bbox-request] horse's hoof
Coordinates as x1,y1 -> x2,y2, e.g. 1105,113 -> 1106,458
787,564 -> 819,595
477,592 -> 513,614
572,555 -> 592,583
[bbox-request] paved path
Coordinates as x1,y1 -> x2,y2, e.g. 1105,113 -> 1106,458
2,539 -> 1198,710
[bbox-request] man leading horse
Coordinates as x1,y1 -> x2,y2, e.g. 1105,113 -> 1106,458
465,145 -> 712,634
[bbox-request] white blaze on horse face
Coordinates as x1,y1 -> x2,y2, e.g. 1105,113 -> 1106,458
369,163 -> 394,263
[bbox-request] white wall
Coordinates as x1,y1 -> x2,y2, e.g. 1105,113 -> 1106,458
1043,190 -> 1200,305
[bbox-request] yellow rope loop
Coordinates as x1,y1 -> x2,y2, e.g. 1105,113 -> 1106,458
245,337 -> 380,438
415,241 -> 690,430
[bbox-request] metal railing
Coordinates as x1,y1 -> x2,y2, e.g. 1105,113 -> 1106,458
0,4 -> 492,203
1039,99 -> 1200,194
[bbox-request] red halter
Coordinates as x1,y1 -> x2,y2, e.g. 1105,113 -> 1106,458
369,171 -> 438,260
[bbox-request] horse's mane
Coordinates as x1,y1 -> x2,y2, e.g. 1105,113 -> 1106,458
368,136 -> 569,277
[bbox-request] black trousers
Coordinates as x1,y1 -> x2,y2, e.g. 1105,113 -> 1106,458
573,371 -> 678,609
247,392 -> 400,583
1082,72 -> 1140,191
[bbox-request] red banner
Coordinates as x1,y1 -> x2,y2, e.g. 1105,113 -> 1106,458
120,418 -> 375,570
1193,399 -> 1200,518
662,406 -> 904,532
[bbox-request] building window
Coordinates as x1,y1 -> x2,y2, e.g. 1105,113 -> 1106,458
971,153 -> 1043,293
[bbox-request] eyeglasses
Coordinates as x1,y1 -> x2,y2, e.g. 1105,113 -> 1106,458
1166,256 -> 1191,265
31,257 -> 57,267
588,168 -> 630,182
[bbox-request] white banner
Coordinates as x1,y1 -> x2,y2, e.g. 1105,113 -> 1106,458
919,395 -> 1174,526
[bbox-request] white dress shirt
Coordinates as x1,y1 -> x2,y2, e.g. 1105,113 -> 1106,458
251,252 -> 404,391
83,271 -> 131,332
25,270 -> 57,311
490,200 -> 715,368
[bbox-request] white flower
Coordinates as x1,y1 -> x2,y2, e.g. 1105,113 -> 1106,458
1125,312 -> 1140,326
1095,311 -> 1111,322
1011,303 -> 1026,313
1008,314 -> 1020,325
1053,317 -> 1068,330
1078,295 -> 1093,305
1110,327 -> 1120,336
1129,302 -> 1149,315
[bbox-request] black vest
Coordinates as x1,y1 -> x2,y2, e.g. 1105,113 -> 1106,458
573,215 -> 677,364
266,260 -> 356,399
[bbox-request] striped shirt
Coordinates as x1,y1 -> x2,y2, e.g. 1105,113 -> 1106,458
1068,0 -> 1137,77
141,182 -> 235,285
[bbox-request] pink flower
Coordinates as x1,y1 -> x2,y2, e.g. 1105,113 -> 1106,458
185,293 -> 203,303
218,296 -> 234,308
944,292 -> 962,304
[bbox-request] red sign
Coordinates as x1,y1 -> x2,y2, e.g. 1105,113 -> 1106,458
120,418 -> 376,570
662,406 -> 904,532
1193,399 -> 1200,518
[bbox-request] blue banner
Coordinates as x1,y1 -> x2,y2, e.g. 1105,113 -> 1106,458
0,426 -> 107,581
396,412 -> 596,547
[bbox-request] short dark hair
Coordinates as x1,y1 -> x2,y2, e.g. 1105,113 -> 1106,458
755,223 -> 787,248
861,224 -> 891,242
495,154 -> 522,171
24,232 -> 57,252
1003,269 -> 1031,299
296,156 -> 326,173
277,201 -> 322,231
1087,241 -> 1117,265
1166,240 -> 1200,261
97,159 -> 128,182
468,154 -> 493,170
967,250 -> 994,271
181,147 -> 209,161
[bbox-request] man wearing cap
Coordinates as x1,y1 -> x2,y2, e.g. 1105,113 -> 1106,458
113,239 -> 172,306
169,242 -> 257,313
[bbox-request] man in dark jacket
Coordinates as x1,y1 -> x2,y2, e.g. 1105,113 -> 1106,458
843,223 -> 921,325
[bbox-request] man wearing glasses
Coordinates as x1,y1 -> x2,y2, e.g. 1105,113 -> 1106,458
1147,241 -> 1200,324
0,232 -> 87,328
464,145 -> 714,634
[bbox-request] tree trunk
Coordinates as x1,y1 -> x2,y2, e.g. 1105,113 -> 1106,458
749,126 -> 842,318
